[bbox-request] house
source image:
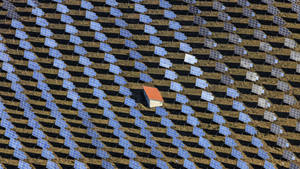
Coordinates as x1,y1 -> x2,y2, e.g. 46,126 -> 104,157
143,86 -> 163,108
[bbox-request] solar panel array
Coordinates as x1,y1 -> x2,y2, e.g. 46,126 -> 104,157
0,0 -> 299,168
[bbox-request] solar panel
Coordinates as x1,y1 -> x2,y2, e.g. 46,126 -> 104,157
189,6 -> 201,14
63,79 -> 75,90
129,159 -> 141,169
98,98 -> 111,109
140,73 -> 152,82
279,27 -> 291,37
201,91 -> 214,102
165,70 -> 178,80
180,42 -> 192,53
56,118 -> 68,129
224,22 -> 236,32
119,86 -> 132,96
67,90 -> 80,100
145,25 -> 157,35
243,8 -> 255,18
160,58 -> 172,68
210,159 -> 222,169
36,17 -> 49,27
0,52 -> 10,62
215,62 -> 228,73
125,97 -> 137,107
65,24 -> 78,35
149,35 -> 162,45
285,38 -> 297,49
78,56 -> 91,66
104,53 -> 117,63
114,75 -> 127,85
262,0 -> 274,4
56,4 -> 69,14
74,160 -> 86,169
106,0 -> 118,7
135,3 -> 147,13
40,27 -> 53,38
245,124 -> 257,135
44,38 -> 57,48
92,138 -> 104,148
46,160 -> 59,169
37,81 -> 50,91
176,93 -> 188,104
169,21 -> 181,31
70,35 -> 83,45
130,108 -> 142,118
273,15 -> 285,26
283,94 -> 297,106
192,127 -> 205,138
184,54 -> 197,65
167,127 -> 179,138
265,54 -> 278,65
160,0 -> 172,9
267,4 -> 279,15
100,43 -> 112,52
237,0 -> 250,7
277,137 -> 289,148
219,125 -> 231,136
7,10 -> 19,19
226,88 -> 239,98
251,84 -> 264,95
120,28 -> 132,38
93,88 -> 106,98
291,50 -> 300,61
196,78 -> 208,89
248,18 -> 261,28
85,10 -> 98,21
251,136 -> 263,148
28,118 -> 41,129
232,148 -> 243,159
296,122 -> 300,132
194,16 -> 207,25
246,71 -> 259,82
96,148 -> 110,159
130,50 -> 142,60
102,160 -> 114,169
156,107 -> 168,116
126,147 -> 139,158
58,69 -> 71,79
204,38 -> 217,49
210,50 -> 223,60
277,80 -> 289,92
178,147 -> 190,159
141,128 -> 153,138
18,160 -> 30,169
161,117 -> 173,127
240,58 -> 253,69
225,137 -> 237,147
213,113 -> 225,125
290,162 -> 300,169
110,7 -> 123,17
2,62 -> 14,73
1,119 -> 13,129
187,115 -> 199,126
11,82 -> 23,93
139,14 -> 152,24
170,81 -> 183,92
164,10 -> 176,20
5,128 -> 18,139
49,48 -> 62,58
14,149 -> 27,160
260,42 -> 273,52
19,40 -> 32,50
33,128 -> 45,138
119,137 -> 131,148
173,138 -> 184,147
81,0 -> 94,10
73,100 -> 86,110
218,12 -> 231,21
11,19 -> 24,29
6,72 -> 20,82
42,149 -> 55,160
115,18 -> 128,28
213,1 -> 225,11
221,74 -> 234,85
270,123 -> 283,135
229,33 -> 242,44
90,21 -> 102,31
84,67 -> 96,77
61,14 -> 74,24
235,46 -> 247,56
283,150 -> 296,161
15,29 -> 28,40
125,39 -> 138,49
258,98 -> 271,109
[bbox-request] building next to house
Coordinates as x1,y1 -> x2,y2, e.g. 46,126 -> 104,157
143,86 -> 163,108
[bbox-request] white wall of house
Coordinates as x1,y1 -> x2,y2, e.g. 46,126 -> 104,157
149,99 -> 163,108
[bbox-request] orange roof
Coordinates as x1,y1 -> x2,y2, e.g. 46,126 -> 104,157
143,86 -> 163,102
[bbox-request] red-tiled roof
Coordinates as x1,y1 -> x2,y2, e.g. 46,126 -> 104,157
143,86 -> 163,102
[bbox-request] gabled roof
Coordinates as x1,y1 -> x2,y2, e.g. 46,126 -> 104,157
143,86 -> 163,102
